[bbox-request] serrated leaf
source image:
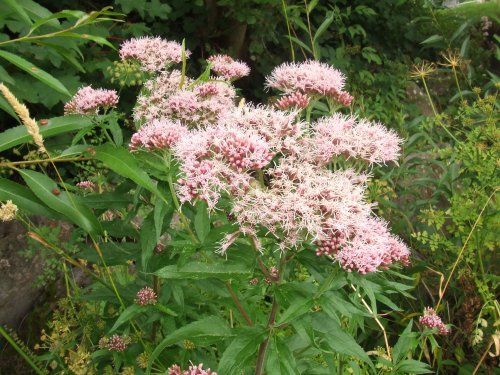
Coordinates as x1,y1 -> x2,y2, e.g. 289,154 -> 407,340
0,50 -> 70,96
194,200 -> 210,242
154,261 -> 251,280
0,115 -> 94,152
396,359 -> 433,373
313,313 -> 374,370
19,169 -> 102,237
266,337 -> 300,375
93,144 -> 159,194
147,316 -> 232,374
277,297 -> 313,325
217,326 -> 266,374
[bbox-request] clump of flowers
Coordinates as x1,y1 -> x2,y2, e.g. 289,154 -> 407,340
135,286 -> 157,305
208,54 -> 250,80
419,307 -> 449,335
275,91 -> 310,110
64,86 -> 119,115
119,37 -> 190,72
129,119 -> 188,151
168,362 -> 217,375
76,181 -> 96,191
266,60 -> 353,105
0,200 -> 18,221
100,335 -> 131,352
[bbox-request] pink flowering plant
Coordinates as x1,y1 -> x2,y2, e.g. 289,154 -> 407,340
0,37 -> 440,374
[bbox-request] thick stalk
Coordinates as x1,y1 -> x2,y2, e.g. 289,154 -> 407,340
255,298 -> 279,375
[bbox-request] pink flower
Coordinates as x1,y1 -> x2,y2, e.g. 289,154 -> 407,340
275,92 -> 310,110
134,77 -> 236,127
130,119 -> 188,151
208,55 -> 250,80
106,335 -> 130,352
168,363 -> 217,375
135,286 -> 158,305
174,125 -> 271,208
218,105 -> 302,151
120,37 -> 190,72
335,217 -> 410,274
311,115 -> 403,165
266,60 -> 352,104
419,307 -> 449,335
76,180 -> 96,191
64,86 -> 118,115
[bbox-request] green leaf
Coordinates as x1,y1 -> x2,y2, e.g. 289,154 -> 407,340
147,316 -> 231,374
277,297 -> 314,325
58,32 -> 116,50
194,200 -> 210,242
266,337 -> 300,375
109,304 -> 143,333
396,359 -> 433,374
18,169 -> 102,237
0,115 -> 94,152
217,326 -> 266,374
4,0 -> 32,25
154,261 -> 251,280
0,50 -> 70,96
420,34 -> 444,45
93,145 -> 159,194
0,177 -> 60,219
392,320 -> 417,364
313,313 -> 374,370
141,212 -> 156,271
313,11 -> 335,43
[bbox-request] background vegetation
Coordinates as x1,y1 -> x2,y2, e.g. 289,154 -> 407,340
0,0 -> 498,374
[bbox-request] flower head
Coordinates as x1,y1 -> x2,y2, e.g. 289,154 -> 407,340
208,55 -> 250,80
0,200 -> 18,221
120,37 -> 190,72
419,307 -> 449,335
106,335 -> 131,352
130,119 -> 188,151
168,363 -> 217,375
76,181 -> 96,191
275,92 -> 310,110
266,60 -> 352,104
135,286 -> 158,305
64,86 -> 118,115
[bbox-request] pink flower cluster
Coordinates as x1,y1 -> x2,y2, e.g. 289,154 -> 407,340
208,54 -> 250,80
76,180 -> 96,191
168,363 -> 217,375
135,286 -> 158,305
266,60 -> 353,105
174,124 -> 272,208
64,86 -> 118,115
134,76 -> 235,126
127,53 -> 409,274
130,119 -> 188,151
419,307 -> 449,335
275,92 -> 310,110
312,114 -> 403,165
120,37 -> 190,72
106,335 -> 130,352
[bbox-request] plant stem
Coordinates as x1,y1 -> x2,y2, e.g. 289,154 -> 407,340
452,67 -> 463,102
0,157 -> 91,168
255,298 -> 279,375
225,282 -> 253,326
350,284 -> 391,361
436,187 -> 498,309
0,326 -> 46,375
303,0 -> 316,58
166,174 -> 199,244
421,77 -> 437,116
281,0 -> 295,62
